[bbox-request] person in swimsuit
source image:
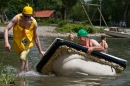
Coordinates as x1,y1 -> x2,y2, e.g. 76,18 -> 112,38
100,35 -> 108,53
77,29 -> 104,54
4,4 -> 45,73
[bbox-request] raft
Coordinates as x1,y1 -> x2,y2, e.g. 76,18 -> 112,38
36,38 -> 127,75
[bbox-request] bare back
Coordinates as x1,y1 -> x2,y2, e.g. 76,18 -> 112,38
90,39 -> 101,47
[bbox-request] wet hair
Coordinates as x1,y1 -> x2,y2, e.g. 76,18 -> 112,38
101,35 -> 106,39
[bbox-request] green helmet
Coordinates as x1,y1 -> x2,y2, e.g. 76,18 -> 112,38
77,29 -> 88,36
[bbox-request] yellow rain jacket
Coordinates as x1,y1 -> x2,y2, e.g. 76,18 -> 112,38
13,14 -> 36,54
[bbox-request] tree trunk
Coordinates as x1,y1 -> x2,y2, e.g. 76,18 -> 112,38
0,8 -> 4,23
61,6 -> 66,20
122,0 -> 130,21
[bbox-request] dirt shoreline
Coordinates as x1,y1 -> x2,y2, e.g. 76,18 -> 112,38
0,26 -> 105,37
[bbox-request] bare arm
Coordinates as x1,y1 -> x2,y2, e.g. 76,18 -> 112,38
100,40 -> 108,49
87,39 -> 104,54
33,22 -> 45,56
4,16 -> 17,52
104,41 -> 108,49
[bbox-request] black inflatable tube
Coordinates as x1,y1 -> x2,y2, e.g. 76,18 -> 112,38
36,38 -> 127,73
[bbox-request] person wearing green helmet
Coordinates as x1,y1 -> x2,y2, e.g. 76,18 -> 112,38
4,4 -> 45,73
77,29 -> 88,37
77,29 -> 104,54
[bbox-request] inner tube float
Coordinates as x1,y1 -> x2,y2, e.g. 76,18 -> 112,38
36,38 -> 127,76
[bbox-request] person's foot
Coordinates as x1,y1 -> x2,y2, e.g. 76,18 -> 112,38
26,66 -> 32,72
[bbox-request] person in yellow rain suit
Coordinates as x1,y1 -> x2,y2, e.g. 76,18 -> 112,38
4,4 -> 45,73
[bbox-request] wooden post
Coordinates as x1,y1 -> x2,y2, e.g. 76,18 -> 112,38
81,2 -> 93,26
97,7 -> 108,27
85,3 -> 108,27
78,2 -> 108,27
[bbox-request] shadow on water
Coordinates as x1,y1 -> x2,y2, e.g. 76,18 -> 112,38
0,37 -> 130,86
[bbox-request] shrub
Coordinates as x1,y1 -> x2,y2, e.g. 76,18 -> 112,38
86,25 -> 97,33
56,23 -> 99,34
57,20 -> 68,27
0,66 -> 16,85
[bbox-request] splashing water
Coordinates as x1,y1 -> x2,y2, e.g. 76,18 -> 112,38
18,70 -> 41,77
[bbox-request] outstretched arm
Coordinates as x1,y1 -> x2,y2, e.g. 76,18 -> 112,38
87,39 -> 104,54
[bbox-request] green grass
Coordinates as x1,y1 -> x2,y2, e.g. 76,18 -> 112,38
0,58 -> 17,85
0,23 -> 8,27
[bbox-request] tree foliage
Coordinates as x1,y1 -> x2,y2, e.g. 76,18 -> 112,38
0,0 -> 130,27
91,0 -> 130,26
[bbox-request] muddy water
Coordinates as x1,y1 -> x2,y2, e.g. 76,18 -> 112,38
0,37 -> 130,86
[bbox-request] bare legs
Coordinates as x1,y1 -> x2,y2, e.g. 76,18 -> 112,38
18,59 -> 31,73
25,59 -> 31,71
18,49 -> 31,73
